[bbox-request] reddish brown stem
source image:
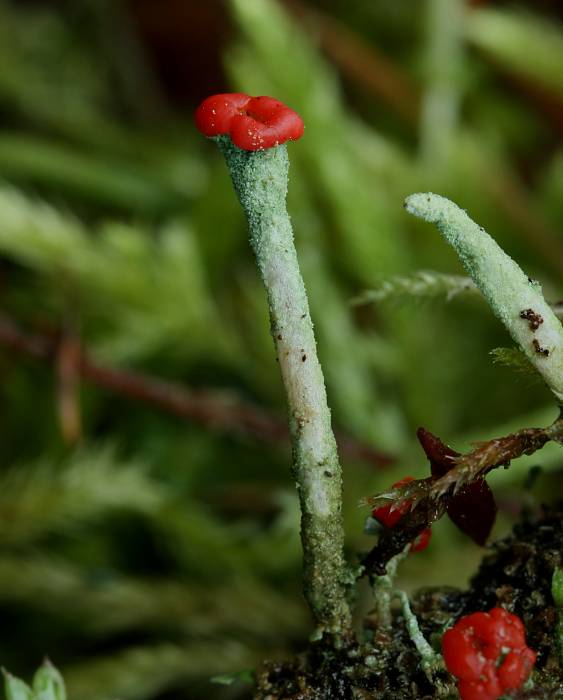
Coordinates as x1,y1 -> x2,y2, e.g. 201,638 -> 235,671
0,313 -> 393,467
56,330 -> 82,446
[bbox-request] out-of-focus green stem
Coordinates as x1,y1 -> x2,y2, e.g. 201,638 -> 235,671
420,0 -> 465,168
372,547 -> 408,631
216,136 -> 352,638
466,8 -> 563,100
0,134 -> 186,212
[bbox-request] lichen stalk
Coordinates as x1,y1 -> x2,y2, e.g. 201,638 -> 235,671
393,589 -> 437,668
372,547 -> 408,631
216,136 -> 352,637
405,193 -> 563,404
552,568 -> 563,668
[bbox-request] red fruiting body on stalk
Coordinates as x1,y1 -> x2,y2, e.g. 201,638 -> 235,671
371,476 -> 432,553
230,96 -> 304,150
194,93 -> 251,137
442,607 -> 536,700
194,93 -> 304,151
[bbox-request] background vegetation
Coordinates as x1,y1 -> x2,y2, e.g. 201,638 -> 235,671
0,0 -> 562,698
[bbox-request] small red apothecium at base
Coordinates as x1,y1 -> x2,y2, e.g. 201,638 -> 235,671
194,93 -> 304,151
371,476 -> 432,553
442,607 -> 536,700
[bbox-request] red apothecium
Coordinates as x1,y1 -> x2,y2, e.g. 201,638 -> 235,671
195,93 -> 304,150
442,607 -> 536,700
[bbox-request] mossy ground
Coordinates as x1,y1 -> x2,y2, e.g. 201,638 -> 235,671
254,506 -> 563,699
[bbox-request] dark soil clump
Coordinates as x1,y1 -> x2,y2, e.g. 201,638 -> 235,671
254,506 -> 563,699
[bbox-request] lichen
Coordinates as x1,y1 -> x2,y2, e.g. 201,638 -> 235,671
215,135 -> 352,637
405,193 -> 563,404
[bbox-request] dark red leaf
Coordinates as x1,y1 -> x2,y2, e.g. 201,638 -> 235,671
416,426 -> 459,476
447,480 -> 497,546
417,426 -> 497,545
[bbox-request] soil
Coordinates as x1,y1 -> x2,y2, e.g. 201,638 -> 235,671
253,505 -> 563,699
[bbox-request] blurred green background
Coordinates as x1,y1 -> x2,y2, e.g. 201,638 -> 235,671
0,0 -> 562,697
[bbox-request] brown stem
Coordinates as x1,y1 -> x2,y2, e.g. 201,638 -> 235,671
363,418 -> 562,573
484,168 -> 563,280
0,313 -> 393,468
369,419 -> 562,513
56,329 -> 82,446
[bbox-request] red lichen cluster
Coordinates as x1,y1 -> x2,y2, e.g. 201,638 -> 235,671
194,93 -> 304,150
371,476 -> 432,553
442,607 -> 536,700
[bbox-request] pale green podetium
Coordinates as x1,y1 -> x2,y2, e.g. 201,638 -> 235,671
214,135 -> 352,637
405,193 -> 563,404
553,567 -> 563,667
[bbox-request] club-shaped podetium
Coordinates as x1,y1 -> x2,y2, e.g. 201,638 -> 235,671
195,93 -> 353,639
